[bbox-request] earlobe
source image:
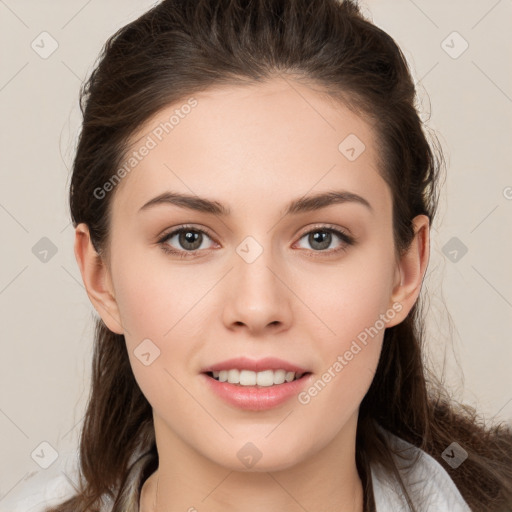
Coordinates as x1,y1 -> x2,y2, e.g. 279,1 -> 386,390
74,223 -> 124,335
387,215 -> 430,327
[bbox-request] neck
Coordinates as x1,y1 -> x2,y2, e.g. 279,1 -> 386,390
140,413 -> 365,512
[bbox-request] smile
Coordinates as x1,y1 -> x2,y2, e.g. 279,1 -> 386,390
202,371 -> 312,411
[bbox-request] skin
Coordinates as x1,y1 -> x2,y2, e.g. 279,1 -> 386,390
74,77 -> 429,512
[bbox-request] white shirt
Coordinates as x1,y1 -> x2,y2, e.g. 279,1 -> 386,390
370,428 -> 471,511
0,429 -> 471,512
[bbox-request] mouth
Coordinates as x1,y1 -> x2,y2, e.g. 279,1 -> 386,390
201,369 -> 314,411
200,357 -> 313,410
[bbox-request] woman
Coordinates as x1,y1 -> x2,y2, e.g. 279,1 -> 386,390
10,0 -> 512,511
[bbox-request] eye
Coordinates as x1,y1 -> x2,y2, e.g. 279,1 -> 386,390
157,224 -> 355,259
294,225 -> 355,256
157,226 -> 216,258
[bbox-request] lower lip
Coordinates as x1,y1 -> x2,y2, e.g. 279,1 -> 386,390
201,373 -> 312,411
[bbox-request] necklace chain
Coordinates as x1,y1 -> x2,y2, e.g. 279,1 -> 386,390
153,474 -> 159,511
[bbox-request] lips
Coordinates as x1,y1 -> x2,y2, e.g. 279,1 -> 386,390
200,356 -> 313,410
201,371 -> 313,410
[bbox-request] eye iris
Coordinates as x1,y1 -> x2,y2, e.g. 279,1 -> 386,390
180,230 -> 202,250
310,231 -> 331,250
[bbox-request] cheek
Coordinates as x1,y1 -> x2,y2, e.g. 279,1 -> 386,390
294,245 -> 394,406
299,245 -> 395,346
109,247 -> 221,402
111,243 -> 209,339
296,273 -> 387,437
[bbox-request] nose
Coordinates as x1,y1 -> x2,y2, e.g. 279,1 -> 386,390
221,242 -> 293,336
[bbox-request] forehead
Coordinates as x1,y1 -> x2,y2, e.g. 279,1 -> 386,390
111,77 -> 391,220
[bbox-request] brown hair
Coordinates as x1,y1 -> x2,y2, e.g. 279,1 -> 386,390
51,0 -> 512,510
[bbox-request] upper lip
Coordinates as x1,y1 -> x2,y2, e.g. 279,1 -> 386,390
202,357 -> 310,374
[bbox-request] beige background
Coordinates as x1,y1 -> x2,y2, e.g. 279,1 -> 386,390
1,0 -> 511,504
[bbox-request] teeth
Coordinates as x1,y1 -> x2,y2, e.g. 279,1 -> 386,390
228,369 -> 240,384
240,369 -> 257,385
273,369 -> 286,384
210,369 -> 305,386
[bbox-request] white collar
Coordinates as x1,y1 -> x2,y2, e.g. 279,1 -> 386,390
371,427 -> 471,511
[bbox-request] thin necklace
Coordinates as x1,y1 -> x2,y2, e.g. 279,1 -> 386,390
153,474 -> 159,512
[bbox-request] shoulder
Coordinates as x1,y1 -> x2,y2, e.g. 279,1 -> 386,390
0,449 -> 78,512
371,426 -> 472,512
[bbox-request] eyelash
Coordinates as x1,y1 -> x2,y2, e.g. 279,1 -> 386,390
156,224 -> 355,259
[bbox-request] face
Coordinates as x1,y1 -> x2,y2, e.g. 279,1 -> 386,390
85,77 -> 419,472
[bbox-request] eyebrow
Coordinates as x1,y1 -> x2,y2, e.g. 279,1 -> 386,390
138,190 -> 373,217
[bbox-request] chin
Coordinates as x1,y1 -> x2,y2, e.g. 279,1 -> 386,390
206,439 -> 314,473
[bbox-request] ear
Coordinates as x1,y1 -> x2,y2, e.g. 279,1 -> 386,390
73,223 -> 124,335
386,214 -> 430,327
